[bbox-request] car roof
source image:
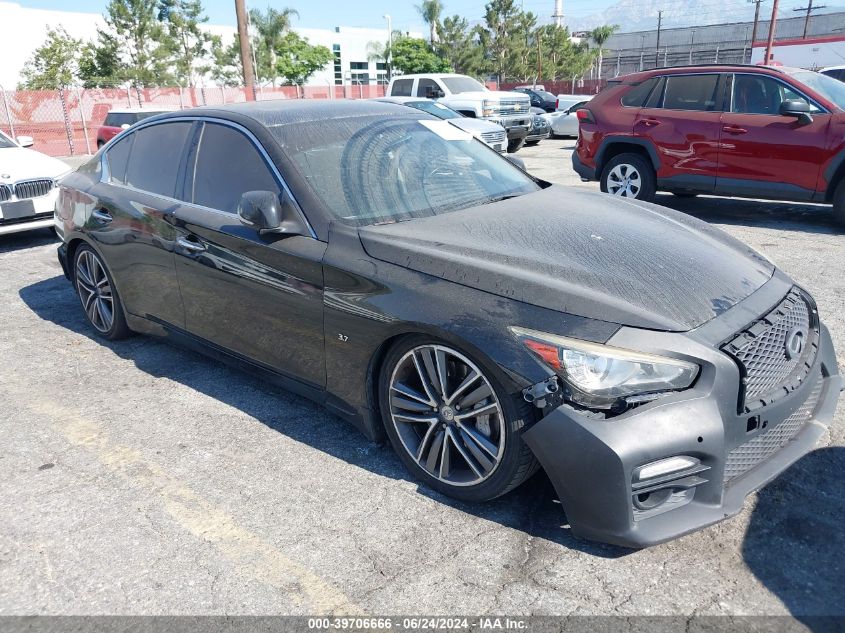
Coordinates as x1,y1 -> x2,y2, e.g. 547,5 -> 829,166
617,64 -> 794,83
375,96 -> 428,104
390,73 -> 471,80
821,64 -> 845,71
106,106 -> 181,114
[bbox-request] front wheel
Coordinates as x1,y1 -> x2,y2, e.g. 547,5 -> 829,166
832,179 -> 845,227
507,138 -> 525,153
599,153 -> 656,202
379,337 -> 538,502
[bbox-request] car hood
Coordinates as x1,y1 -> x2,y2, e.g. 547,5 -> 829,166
358,186 -> 774,331
445,90 -> 529,102
0,147 -> 69,183
449,118 -> 504,135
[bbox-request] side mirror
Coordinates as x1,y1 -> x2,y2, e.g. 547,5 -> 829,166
505,154 -> 526,170
779,99 -> 813,125
16,135 -> 34,147
237,190 -> 304,236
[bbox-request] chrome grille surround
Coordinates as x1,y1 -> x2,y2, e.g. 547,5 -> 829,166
722,288 -> 819,413
480,130 -> 506,144
14,179 -> 54,200
724,370 -> 824,483
495,98 -> 530,116
0,184 -> 11,203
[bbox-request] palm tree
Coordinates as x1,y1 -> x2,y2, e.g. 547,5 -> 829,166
416,0 -> 442,46
590,24 -> 618,80
249,6 -> 299,86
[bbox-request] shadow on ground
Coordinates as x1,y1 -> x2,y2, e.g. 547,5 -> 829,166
19,274 -> 630,559
0,228 -> 58,254
743,446 -> 845,623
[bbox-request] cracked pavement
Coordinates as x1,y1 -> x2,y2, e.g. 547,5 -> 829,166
0,140 -> 842,617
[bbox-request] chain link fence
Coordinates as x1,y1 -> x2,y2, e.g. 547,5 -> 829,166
0,84 -> 387,157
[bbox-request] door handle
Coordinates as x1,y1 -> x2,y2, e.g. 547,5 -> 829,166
176,236 -> 207,254
91,209 -> 112,223
722,125 -> 748,135
640,118 -> 661,127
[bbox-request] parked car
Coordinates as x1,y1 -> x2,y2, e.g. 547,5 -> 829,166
96,107 -> 180,148
820,65 -> 845,82
545,98 -> 591,137
386,74 -> 530,152
556,93 -> 589,112
512,87 -> 559,112
524,108 -> 551,145
573,64 -> 845,226
55,100 -> 841,548
376,97 -> 507,153
0,129 -> 69,236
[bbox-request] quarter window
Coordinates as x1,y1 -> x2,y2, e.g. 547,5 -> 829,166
621,77 -> 659,107
391,78 -> 413,97
662,74 -> 720,111
731,74 -> 819,114
106,133 -> 134,185
191,123 -> 279,214
124,122 -> 192,197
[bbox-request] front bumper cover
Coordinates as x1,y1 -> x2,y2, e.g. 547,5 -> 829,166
522,276 -> 842,548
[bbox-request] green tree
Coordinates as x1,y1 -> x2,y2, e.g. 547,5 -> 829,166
438,16 -> 488,77
78,31 -> 123,88
391,37 -> 451,74
205,34 -> 242,86
157,0 -> 213,85
101,0 -> 176,87
273,32 -> 332,85
589,24 -> 618,79
477,0 -> 536,81
416,0 -> 442,46
18,25 -> 82,89
249,6 -> 299,86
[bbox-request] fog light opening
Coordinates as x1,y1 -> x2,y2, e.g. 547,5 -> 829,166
634,489 -> 672,510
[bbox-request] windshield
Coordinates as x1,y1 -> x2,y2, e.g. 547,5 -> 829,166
441,76 -> 486,94
0,130 -> 17,149
788,70 -> 845,109
406,101 -> 462,119
536,90 -> 557,101
276,115 -> 539,226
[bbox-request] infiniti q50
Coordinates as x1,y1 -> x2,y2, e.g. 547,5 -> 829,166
54,101 -> 842,547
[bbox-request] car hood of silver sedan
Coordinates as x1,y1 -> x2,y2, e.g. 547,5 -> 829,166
358,186 -> 775,331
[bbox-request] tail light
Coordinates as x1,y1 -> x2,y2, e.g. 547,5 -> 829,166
555,98 -> 559,110
576,108 -> 595,123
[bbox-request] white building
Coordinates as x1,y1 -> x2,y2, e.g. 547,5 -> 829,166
0,1 -> 409,89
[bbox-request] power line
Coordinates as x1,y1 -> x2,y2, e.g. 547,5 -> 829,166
793,0 -> 827,38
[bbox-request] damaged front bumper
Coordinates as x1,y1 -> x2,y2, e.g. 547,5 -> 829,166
521,276 -> 843,548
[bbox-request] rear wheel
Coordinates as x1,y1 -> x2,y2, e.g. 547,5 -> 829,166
833,179 -> 845,227
379,336 -> 538,502
73,245 -> 130,340
600,153 -> 656,202
524,140 -> 540,147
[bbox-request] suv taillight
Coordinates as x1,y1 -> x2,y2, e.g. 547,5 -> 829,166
576,108 -> 595,123
555,98 -> 559,110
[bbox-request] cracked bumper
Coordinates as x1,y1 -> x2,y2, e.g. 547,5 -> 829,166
522,280 -> 842,548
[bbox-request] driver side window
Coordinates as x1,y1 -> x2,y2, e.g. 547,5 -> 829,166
731,75 -> 820,114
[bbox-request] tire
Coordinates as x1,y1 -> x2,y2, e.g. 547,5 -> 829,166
599,152 -> 656,202
833,179 -> 845,227
507,138 -> 525,153
379,335 -> 539,502
524,140 -> 540,147
73,244 -> 130,340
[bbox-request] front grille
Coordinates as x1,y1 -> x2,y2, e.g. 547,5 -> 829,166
722,288 -> 819,413
14,179 -> 54,200
496,99 -> 530,115
724,371 -> 824,483
480,130 -> 506,144
0,184 -> 11,202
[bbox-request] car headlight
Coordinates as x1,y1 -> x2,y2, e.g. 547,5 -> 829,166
509,326 -> 699,409
482,100 -> 497,118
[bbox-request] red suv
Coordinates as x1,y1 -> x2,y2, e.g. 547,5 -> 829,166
573,64 -> 845,226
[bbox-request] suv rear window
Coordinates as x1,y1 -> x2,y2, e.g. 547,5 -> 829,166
621,77 -> 660,107
662,74 -> 720,111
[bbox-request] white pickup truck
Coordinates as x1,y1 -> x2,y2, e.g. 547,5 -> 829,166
386,74 -> 531,152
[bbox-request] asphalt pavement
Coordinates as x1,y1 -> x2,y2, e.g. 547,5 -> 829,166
0,139 -> 842,618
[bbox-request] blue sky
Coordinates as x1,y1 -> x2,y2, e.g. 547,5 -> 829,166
16,0 -> 619,33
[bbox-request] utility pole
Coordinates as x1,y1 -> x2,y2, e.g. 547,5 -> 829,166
793,0 -> 826,39
764,0 -> 780,64
235,0 -> 255,100
689,28 -> 696,64
537,35 -> 543,82
749,0 -> 764,45
654,11 -> 663,68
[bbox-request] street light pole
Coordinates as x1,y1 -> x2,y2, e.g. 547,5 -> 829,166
384,14 -> 393,81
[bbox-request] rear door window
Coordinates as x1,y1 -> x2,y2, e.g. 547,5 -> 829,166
661,74 -> 721,111
125,122 -> 192,198
391,79 -> 413,96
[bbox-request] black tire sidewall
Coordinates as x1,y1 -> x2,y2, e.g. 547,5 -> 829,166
73,244 -> 129,340
833,180 -> 845,227
378,335 -> 532,502
600,153 -> 656,202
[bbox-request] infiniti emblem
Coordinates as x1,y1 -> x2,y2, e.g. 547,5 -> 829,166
785,326 -> 806,360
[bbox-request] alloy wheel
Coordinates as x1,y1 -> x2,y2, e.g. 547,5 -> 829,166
388,344 -> 505,486
75,250 -> 114,333
606,163 -> 642,198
